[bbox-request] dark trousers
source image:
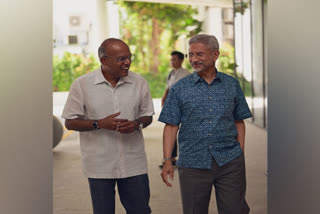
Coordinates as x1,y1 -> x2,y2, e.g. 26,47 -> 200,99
88,174 -> 151,214
178,153 -> 249,214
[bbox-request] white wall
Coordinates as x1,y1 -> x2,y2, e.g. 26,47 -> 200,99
204,7 -> 223,45
53,0 -> 118,55
268,0 -> 320,213
0,0 -> 52,213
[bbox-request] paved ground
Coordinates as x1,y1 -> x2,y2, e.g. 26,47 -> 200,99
53,113 -> 267,214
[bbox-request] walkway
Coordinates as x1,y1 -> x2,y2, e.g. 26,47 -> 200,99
53,113 -> 267,214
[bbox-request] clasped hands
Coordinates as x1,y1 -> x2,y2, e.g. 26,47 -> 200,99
98,112 -> 139,134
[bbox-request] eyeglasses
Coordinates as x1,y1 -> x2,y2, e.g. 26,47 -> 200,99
102,54 -> 135,62
185,52 -> 206,59
185,49 -> 218,59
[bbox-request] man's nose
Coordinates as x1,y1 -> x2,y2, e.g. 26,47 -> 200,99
189,57 -> 198,63
124,57 -> 131,64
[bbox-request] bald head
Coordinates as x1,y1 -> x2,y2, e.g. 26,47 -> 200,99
98,38 -> 129,58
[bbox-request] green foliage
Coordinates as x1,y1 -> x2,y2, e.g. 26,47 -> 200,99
53,52 -> 99,91
218,43 -> 252,97
118,1 -> 202,73
218,43 -> 236,77
115,1 -> 201,97
140,71 -> 168,98
234,0 -> 250,15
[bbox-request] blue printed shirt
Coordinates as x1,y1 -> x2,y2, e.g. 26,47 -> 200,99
158,71 -> 252,168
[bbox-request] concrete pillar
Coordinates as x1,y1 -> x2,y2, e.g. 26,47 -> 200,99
87,0 -> 108,54
204,7 -> 223,45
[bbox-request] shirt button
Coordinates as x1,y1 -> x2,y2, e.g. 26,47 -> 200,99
209,109 -> 212,112
209,133 -> 212,136
209,121 -> 212,124
209,145 -> 212,148
209,97 -> 212,99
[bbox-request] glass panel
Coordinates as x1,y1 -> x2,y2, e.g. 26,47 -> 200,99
234,0 -> 253,123
251,0 -> 266,128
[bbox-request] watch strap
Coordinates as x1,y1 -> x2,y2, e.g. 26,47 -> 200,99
162,157 -> 172,163
92,120 -> 100,129
135,119 -> 143,130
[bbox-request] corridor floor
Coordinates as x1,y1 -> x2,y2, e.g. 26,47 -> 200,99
53,116 -> 267,214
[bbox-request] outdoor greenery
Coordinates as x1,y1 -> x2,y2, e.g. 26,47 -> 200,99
52,42 -> 251,97
53,52 -> 99,91
115,1 -> 202,97
52,1 -> 252,97
118,1 -> 202,74
218,43 -> 252,97
234,0 -> 250,15
52,51 -> 167,97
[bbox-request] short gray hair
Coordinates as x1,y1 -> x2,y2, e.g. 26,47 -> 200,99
98,45 -> 106,58
188,34 -> 219,51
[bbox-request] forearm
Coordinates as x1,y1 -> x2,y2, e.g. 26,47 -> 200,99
235,120 -> 246,151
65,119 -> 95,131
163,124 -> 179,159
161,89 -> 169,106
136,116 -> 152,129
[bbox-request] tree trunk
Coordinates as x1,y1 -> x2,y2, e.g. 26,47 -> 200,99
138,18 -> 148,72
149,17 -> 162,73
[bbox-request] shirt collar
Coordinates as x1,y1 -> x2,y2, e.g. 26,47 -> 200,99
94,67 -> 133,85
192,69 -> 223,84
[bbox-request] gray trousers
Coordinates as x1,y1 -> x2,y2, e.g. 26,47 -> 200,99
178,153 -> 249,214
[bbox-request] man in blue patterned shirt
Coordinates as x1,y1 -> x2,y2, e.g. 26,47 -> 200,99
159,34 -> 252,214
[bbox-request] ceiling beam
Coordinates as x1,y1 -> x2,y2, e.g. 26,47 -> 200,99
122,0 -> 233,8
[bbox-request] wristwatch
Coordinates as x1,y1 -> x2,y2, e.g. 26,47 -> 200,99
136,119 -> 143,131
162,157 -> 172,164
92,120 -> 100,129
138,122 -> 143,131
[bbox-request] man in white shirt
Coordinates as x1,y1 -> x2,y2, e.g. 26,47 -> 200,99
62,38 -> 154,214
160,51 -> 190,168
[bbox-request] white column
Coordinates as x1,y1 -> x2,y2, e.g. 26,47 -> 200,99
87,0 -> 109,54
205,7 -> 223,45
106,1 -> 120,38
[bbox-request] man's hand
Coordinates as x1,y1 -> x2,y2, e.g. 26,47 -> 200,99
98,112 -> 128,131
160,160 -> 174,187
117,120 -> 139,134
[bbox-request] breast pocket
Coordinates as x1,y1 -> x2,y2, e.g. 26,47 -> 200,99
118,89 -> 141,120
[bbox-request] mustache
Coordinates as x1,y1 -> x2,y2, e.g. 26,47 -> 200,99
191,62 -> 203,66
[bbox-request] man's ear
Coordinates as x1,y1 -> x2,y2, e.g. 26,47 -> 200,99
100,57 -> 106,65
214,50 -> 220,61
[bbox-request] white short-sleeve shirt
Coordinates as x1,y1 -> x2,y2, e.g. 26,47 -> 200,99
167,67 -> 190,89
62,68 -> 154,178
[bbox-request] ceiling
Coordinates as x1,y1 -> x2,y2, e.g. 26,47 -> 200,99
123,0 -> 233,8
